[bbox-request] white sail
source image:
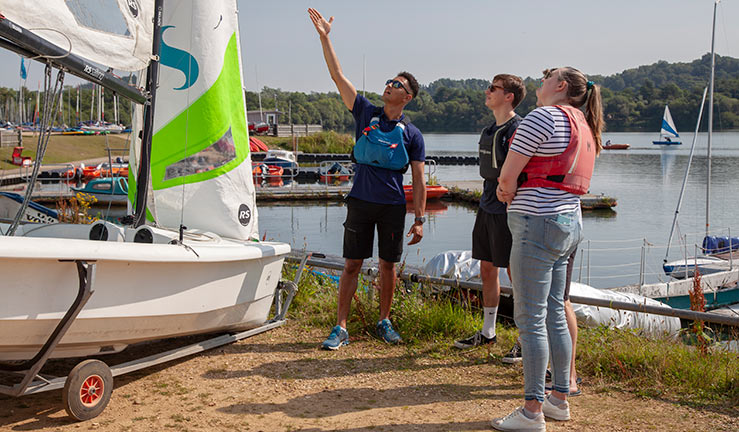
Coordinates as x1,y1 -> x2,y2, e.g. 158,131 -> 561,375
138,0 -> 258,241
0,0 -> 154,71
660,105 -> 680,139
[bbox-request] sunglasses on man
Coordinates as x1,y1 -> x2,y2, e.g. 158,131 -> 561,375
386,79 -> 410,95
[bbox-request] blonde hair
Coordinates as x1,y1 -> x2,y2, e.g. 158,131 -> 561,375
544,67 -> 604,155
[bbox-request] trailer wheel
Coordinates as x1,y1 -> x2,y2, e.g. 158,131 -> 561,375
62,359 -> 113,421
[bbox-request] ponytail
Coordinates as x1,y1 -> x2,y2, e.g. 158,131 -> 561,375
585,84 -> 604,156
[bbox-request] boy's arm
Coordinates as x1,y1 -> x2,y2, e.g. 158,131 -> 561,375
308,8 -> 357,110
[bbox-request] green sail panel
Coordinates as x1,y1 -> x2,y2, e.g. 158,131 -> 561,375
141,1 -> 258,241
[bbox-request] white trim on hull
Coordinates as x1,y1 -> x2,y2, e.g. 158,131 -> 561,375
0,223 -> 290,361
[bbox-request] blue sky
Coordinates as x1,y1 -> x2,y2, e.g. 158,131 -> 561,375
1,0 -> 737,93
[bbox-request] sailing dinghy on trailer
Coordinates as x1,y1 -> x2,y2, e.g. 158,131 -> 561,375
0,0 -> 294,421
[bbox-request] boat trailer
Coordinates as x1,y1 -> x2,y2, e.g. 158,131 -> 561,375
0,257 -> 302,421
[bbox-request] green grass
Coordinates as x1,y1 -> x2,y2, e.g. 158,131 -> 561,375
283,265 -> 739,407
0,133 -> 129,170
259,130 -> 353,154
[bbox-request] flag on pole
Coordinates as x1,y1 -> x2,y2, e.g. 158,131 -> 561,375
19,58 -> 27,80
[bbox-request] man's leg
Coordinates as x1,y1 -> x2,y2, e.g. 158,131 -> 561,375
378,258 -> 396,321
480,261 -> 500,339
375,202 -> 405,344
336,258 -> 364,328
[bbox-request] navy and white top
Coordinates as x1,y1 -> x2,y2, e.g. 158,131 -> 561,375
508,106 -> 581,215
350,94 -> 425,205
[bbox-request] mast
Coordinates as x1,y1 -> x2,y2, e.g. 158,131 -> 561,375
133,0 -> 164,227
706,0 -> 719,237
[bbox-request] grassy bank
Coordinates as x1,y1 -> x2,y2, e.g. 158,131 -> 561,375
259,130 -> 353,154
283,264 -> 739,409
0,134 -> 129,171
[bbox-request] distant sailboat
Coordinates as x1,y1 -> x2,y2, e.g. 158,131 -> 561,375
652,105 -> 682,145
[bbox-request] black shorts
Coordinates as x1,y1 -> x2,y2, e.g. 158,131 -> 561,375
343,196 -> 406,263
471,208 -> 512,268
564,249 -> 577,301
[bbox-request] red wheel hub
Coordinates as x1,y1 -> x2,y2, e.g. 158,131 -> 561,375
80,375 -> 104,407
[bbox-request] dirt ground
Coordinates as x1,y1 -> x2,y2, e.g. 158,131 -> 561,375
1,322 -> 737,432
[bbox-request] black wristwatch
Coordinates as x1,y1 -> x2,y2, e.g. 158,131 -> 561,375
414,216 -> 426,225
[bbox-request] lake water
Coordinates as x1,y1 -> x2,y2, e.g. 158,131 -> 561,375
259,132 -> 739,289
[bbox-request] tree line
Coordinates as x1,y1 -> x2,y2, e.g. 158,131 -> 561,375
246,53 -> 739,133
1,54 -> 735,133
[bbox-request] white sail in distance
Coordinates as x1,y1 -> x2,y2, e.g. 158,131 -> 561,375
660,105 -> 680,139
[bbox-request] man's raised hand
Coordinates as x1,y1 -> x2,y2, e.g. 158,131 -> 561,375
308,8 -> 333,38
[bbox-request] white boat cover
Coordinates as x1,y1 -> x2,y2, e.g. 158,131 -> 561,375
0,0 -> 154,71
424,250 -> 681,336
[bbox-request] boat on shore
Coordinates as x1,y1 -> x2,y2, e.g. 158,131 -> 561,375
404,184 -> 448,201
0,191 -> 58,223
0,1 -> 290,421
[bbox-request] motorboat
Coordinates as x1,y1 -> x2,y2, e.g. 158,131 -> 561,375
262,149 -> 299,176
602,140 -> 630,150
319,161 -> 352,183
404,184 -> 448,201
72,177 -> 129,205
0,0 -> 291,420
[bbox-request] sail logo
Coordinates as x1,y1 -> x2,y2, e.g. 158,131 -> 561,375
238,204 -> 252,226
160,26 -> 200,91
83,64 -> 105,81
126,0 -> 140,18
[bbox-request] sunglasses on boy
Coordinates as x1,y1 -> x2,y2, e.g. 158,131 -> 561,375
386,79 -> 410,95
488,83 -> 505,92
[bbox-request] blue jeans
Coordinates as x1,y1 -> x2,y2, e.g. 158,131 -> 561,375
508,209 -> 582,402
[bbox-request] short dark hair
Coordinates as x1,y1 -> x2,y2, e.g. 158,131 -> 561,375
493,74 -> 526,108
397,71 -> 419,99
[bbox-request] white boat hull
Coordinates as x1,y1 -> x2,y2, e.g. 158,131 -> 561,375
0,223 -> 290,361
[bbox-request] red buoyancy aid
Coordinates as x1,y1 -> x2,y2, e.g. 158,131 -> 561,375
520,105 -> 595,195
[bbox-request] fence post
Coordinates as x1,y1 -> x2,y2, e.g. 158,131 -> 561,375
683,234 -> 689,279
639,239 -> 645,286
729,227 -> 733,271
587,240 -> 591,285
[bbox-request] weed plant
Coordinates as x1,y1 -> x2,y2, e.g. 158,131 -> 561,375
282,265 -> 739,407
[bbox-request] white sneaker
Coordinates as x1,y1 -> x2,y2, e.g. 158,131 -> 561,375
491,406 -> 545,431
542,395 -> 570,421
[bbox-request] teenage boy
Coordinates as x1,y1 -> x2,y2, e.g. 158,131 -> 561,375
308,8 -> 426,350
454,75 -> 525,350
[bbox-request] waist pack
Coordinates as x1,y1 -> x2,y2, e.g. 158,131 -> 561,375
352,115 -> 410,172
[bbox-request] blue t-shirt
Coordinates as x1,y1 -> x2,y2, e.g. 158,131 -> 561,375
349,94 -> 425,205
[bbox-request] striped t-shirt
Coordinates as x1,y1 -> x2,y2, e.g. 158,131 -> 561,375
508,106 -> 581,215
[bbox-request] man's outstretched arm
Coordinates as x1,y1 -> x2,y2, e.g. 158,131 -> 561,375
308,8 -> 357,110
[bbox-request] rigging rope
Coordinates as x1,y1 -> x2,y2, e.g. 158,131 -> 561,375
6,63 -> 65,236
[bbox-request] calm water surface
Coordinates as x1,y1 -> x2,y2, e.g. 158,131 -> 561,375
259,132 -> 739,289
